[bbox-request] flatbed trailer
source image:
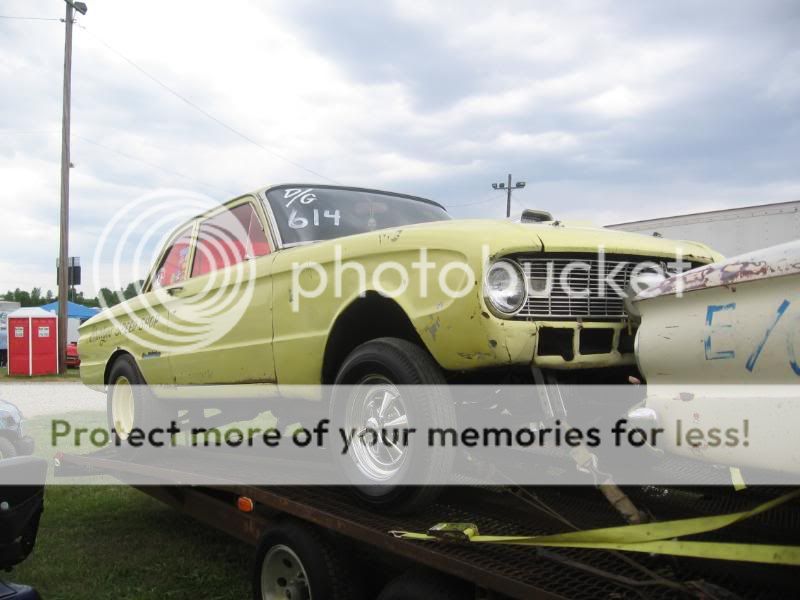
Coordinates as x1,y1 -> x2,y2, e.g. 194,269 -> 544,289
55,447 -> 799,599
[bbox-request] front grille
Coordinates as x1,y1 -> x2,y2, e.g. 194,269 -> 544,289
517,255 -> 661,319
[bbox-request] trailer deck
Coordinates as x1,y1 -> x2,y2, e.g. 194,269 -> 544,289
53,447 -> 799,599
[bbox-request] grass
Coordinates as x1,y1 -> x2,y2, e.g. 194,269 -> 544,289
8,411 -> 261,598
11,487 -> 252,599
26,411 -> 112,483
0,369 -> 81,382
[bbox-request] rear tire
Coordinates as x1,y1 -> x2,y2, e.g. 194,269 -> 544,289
377,569 -> 472,600
0,437 -> 17,460
106,355 -> 173,445
332,337 -> 456,513
253,520 -> 362,600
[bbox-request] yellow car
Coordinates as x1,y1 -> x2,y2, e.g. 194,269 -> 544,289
79,184 -> 719,508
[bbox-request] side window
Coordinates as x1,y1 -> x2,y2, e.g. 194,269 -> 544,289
192,203 -> 271,277
153,226 -> 194,289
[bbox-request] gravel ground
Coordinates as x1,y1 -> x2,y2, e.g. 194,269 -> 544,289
0,383 -> 105,418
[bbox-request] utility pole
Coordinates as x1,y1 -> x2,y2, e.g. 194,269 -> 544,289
58,1 -> 87,373
491,174 -> 526,218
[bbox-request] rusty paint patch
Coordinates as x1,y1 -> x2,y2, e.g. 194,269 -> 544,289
457,351 -> 493,360
378,230 -> 403,244
638,241 -> 800,300
425,316 -> 441,341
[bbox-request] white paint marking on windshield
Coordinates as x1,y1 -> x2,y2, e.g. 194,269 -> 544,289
284,188 -> 317,208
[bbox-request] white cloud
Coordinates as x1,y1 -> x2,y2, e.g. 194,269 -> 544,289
578,85 -> 652,118
494,131 -> 580,152
765,50 -> 800,108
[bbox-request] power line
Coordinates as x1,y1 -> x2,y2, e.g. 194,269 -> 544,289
448,175 -> 531,212
75,22 -> 338,184
0,15 -> 61,21
448,198 -> 496,208
0,129 -> 234,197
73,134 -> 236,197
447,191 -> 500,209
0,129 -> 61,135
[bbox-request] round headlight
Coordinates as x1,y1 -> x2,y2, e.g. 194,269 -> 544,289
484,259 -> 527,316
630,270 -> 666,293
624,270 -> 666,321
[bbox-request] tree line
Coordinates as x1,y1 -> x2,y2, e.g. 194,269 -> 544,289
2,281 -> 143,309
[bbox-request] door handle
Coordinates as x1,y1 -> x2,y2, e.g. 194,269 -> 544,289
166,286 -> 184,296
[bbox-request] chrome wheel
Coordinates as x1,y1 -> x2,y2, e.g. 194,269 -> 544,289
261,544 -> 311,600
110,375 -> 135,440
345,375 -> 410,482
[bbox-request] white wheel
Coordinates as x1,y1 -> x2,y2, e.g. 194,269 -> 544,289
106,354 -> 173,444
252,520 -> 362,600
261,545 -> 310,600
110,375 -> 135,440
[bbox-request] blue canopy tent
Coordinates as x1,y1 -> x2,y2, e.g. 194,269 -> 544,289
40,301 -> 100,322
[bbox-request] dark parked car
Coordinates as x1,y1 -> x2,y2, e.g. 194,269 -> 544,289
0,401 -> 34,459
0,457 -> 47,599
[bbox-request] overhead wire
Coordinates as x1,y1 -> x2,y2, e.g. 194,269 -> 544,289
0,16 -> 61,22
72,134 -> 236,198
0,129 -> 234,198
447,191 -> 500,209
446,188 -> 516,214
74,21 -> 339,185
7,17 -> 516,208
447,176 -> 533,212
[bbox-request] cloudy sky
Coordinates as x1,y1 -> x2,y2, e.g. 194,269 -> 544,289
1,0 -> 799,295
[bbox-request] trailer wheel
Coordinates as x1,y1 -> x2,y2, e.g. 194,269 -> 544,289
0,437 -> 17,460
253,520 -> 361,600
106,355 -> 172,444
331,337 -> 456,513
377,569 -> 472,600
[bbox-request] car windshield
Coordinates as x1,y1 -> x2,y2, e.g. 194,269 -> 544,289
264,186 -> 450,245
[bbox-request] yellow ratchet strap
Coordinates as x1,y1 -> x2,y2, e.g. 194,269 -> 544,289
390,489 -> 800,565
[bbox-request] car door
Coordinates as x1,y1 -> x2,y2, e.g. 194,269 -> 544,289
133,223 -> 197,384
167,198 -> 276,385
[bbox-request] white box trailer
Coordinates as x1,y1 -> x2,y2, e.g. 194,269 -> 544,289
607,200 -> 800,257
0,301 -> 22,313
0,301 -> 21,363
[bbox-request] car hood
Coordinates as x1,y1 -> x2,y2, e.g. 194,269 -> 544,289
327,218 -> 720,263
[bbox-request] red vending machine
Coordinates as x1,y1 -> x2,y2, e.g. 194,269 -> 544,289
7,308 -> 58,376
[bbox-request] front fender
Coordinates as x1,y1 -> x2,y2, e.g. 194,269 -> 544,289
270,239 -> 537,383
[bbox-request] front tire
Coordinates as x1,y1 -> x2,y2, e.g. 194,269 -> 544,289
332,337 -> 456,513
